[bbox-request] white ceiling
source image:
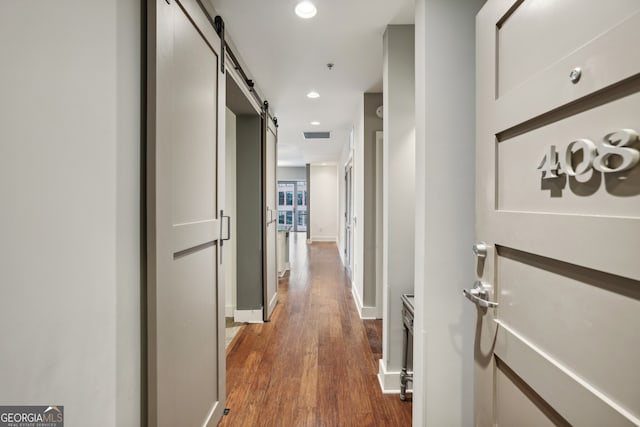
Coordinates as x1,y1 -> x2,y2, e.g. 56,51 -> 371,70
210,0 -> 414,166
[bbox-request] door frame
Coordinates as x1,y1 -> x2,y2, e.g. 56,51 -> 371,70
374,131 -> 384,318
344,159 -> 354,277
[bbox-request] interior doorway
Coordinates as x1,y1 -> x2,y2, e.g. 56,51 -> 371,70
277,181 -> 307,233
344,163 -> 354,277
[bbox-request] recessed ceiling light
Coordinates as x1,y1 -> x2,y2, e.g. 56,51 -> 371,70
295,1 -> 317,19
310,121 -> 320,125
307,91 -> 320,98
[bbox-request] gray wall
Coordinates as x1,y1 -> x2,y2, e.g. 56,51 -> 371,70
0,0 -> 142,425
278,166 -> 306,182
363,93 -> 383,307
382,25 -> 415,376
413,0 -> 485,425
235,115 -> 263,310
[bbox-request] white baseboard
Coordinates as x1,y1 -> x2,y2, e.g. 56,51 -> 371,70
309,236 -> 336,242
278,262 -> 290,277
351,285 -> 378,320
374,302 -> 383,319
233,309 -> 263,323
361,305 -> 379,319
266,292 -> 278,318
377,359 -> 413,394
225,304 -> 235,318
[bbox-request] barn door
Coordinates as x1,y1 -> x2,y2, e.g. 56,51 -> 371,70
471,1 -> 640,426
147,0 -> 226,425
264,116 -> 278,321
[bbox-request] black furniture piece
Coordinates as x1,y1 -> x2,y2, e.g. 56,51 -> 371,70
400,293 -> 414,401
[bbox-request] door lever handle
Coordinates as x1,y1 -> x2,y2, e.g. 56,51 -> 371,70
463,281 -> 498,308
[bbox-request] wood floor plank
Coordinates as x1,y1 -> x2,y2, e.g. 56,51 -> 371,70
218,234 -> 412,426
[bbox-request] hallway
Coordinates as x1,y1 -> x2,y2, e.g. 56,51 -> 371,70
220,234 -> 412,426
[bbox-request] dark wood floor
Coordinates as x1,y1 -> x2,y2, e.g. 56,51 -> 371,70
219,234 -> 412,426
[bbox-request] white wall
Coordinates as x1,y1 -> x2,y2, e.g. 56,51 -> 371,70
380,24 -> 415,390
224,108 -> 238,317
277,166 -> 306,182
413,0 -> 485,425
0,1 -> 141,425
309,165 -> 338,242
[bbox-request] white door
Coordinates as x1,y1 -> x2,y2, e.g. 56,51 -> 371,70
264,117 -> 278,320
147,0 -> 226,425
471,1 -> 640,426
345,163 -> 354,277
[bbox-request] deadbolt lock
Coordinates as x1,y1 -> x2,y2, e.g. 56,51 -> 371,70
472,242 -> 488,258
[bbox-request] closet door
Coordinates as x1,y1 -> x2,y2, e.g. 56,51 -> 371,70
147,1 -> 225,425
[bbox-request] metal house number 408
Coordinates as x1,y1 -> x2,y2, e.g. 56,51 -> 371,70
537,129 -> 640,179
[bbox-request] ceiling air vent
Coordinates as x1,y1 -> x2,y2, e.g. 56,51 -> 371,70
303,131 -> 331,140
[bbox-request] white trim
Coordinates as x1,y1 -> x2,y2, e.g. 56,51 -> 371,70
344,154 -> 354,170
225,304 -> 235,318
374,302 -> 383,320
278,262 -> 290,278
351,283 -> 364,315
266,292 -> 278,318
361,305 -> 378,319
233,309 -> 263,323
377,359 -> 413,394
375,131 -> 384,321
351,284 -> 378,320
224,51 -> 262,115
309,236 -> 336,242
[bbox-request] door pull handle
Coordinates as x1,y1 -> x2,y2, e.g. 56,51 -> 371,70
463,281 -> 498,308
220,210 -> 231,245
266,208 -> 277,225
